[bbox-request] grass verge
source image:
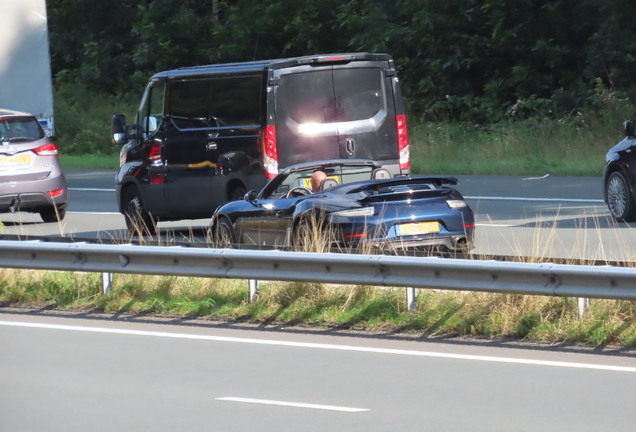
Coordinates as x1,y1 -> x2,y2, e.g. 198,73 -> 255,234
59,154 -> 120,170
2,269 -> 636,348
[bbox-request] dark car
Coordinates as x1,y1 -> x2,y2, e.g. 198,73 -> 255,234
604,120 -> 636,221
112,52 -> 410,236
210,160 -> 474,253
0,109 -> 68,222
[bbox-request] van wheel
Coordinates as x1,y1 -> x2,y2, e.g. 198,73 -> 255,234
40,206 -> 66,223
214,217 -> 236,248
607,172 -> 636,222
123,186 -> 156,236
230,186 -> 247,201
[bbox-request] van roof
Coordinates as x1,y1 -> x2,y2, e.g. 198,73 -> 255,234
151,52 -> 393,80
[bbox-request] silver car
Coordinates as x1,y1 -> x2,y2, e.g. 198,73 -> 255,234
0,109 -> 68,222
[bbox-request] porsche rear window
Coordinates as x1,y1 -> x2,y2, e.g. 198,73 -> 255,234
0,117 -> 45,142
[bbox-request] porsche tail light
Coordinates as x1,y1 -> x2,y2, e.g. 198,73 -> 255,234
262,125 -> 279,179
343,233 -> 367,238
396,114 -> 410,170
33,143 -> 58,156
148,140 -> 161,163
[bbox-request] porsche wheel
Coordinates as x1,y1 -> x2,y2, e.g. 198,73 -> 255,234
214,217 -> 236,248
607,172 -> 636,222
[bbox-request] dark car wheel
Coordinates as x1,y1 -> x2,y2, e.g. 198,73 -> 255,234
214,217 -> 236,248
123,187 -> 156,236
292,215 -> 333,252
607,172 -> 636,222
40,206 -> 66,223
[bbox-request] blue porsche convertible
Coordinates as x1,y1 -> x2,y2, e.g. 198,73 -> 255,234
210,160 -> 474,253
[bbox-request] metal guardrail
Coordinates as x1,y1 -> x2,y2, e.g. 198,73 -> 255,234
0,240 -> 635,303
1,234 -> 632,267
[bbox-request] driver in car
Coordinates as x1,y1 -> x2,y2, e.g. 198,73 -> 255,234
310,170 -> 327,193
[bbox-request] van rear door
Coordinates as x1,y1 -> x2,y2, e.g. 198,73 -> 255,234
332,62 -> 398,162
274,61 -> 398,169
274,65 -> 340,167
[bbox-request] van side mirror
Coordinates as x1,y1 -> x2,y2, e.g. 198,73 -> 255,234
244,190 -> 257,202
112,114 -> 129,145
623,120 -> 636,138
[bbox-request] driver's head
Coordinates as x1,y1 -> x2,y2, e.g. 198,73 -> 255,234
310,170 -> 327,193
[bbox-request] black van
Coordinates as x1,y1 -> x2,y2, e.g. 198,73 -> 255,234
112,52 -> 411,235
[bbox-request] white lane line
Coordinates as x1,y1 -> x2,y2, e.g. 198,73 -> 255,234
216,397 -> 368,412
1,320 -> 634,373
465,196 -> 605,203
67,211 -> 120,215
475,223 -> 517,227
68,188 -> 116,192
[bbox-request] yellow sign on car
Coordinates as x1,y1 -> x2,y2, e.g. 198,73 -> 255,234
299,176 -> 340,188
395,221 -> 440,236
0,154 -> 30,167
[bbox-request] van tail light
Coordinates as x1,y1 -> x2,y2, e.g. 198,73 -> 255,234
396,114 -> 410,171
33,143 -> 58,156
148,140 -> 161,163
262,125 -> 279,179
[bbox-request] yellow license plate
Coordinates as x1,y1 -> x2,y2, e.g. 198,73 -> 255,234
0,154 -> 31,167
299,175 -> 340,188
395,221 -> 440,236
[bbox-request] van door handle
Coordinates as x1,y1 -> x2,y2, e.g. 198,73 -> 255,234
345,138 -> 355,156
207,141 -> 217,150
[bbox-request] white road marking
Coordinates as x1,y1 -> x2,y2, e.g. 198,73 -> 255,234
68,188 -> 116,192
216,397 -> 368,412
465,196 -> 605,203
1,320 -> 635,373
66,212 -> 121,215
475,223 -> 517,227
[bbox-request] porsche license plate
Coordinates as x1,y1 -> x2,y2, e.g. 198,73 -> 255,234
0,154 -> 31,167
395,221 -> 440,236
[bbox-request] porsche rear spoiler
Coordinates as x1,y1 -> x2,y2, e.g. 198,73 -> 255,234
347,176 -> 458,195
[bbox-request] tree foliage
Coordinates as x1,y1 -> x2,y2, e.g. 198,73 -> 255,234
46,0 -> 636,122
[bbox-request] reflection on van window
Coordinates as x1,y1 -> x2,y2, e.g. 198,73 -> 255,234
170,75 -> 262,129
278,68 -> 384,124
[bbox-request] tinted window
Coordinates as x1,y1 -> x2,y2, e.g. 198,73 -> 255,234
169,75 -> 262,129
277,70 -> 336,124
138,82 -> 165,139
0,117 -> 45,142
333,68 -> 384,121
277,68 -> 384,123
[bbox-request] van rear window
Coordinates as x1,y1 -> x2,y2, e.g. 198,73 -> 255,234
169,75 -> 262,129
0,117 -> 45,142
277,68 -> 384,123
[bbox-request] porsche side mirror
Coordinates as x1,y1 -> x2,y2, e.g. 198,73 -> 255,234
623,120 -> 636,138
244,190 -> 257,202
112,114 -> 129,145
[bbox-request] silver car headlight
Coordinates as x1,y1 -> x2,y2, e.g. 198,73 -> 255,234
330,207 -> 375,217
446,200 -> 467,209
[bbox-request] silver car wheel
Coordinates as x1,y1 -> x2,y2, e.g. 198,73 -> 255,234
608,174 -> 628,218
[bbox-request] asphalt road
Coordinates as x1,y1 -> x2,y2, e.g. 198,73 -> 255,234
1,313 -> 635,432
1,169 -> 631,260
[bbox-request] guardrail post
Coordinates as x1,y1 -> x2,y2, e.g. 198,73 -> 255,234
406,287 -> 416,312
577,297 -> 589,318
249,279 -> 259,302
102,272 -> 113,294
